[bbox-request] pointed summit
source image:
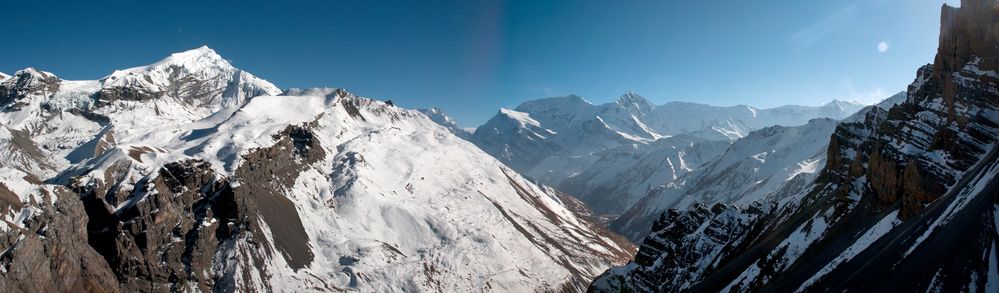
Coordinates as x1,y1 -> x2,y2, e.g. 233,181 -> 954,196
3,67 -> 60,91
150,45 -> 226,69
105,46 -> 233,81
616,90 -> 655,113
94,45 -> 280,121
14,67 -> 56,79
418,107 -> 471,139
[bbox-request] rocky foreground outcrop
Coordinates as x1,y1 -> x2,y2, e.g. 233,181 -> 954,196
592,1 -> 999,291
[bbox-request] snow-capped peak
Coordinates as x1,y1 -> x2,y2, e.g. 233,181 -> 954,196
1,67 -> 59,91
823,99 -> 865,111
89,46 -> 280,122
616,91 -> 653,107
615,91 -> 656,116
104,46 -> 233,81
875,91 -> 907,109
13,67 -> 56,80
417,107 -> 471,139
419,107 -> 454,124
0,71 -> 11,82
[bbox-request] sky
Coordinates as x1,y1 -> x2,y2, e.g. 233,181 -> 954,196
1,0 -> 960,127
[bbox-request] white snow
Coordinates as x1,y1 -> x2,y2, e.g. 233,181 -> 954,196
499,108 -> 543,129
46,79 -> 101,110
0,47 -> 635,291
0,167 -> 41,204
787,158 -> 821,181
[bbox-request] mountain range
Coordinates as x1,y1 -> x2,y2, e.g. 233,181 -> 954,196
592,1 -> 999,291
0,47 -> 634,292
1,0 -> 995,292
465,91 -> 866,220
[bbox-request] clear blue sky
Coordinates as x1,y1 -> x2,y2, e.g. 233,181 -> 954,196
1,0 -> 958,127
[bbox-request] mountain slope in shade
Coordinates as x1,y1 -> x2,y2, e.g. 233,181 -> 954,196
610,118 -> 842,241
0,48 -> 635,292
558,134 -> 730,218
592,1 -> 999,291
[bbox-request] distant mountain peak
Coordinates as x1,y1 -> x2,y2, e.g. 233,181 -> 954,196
825,98 -> 863,106
13,67 -> 55,79
615,91 -> 654,112
819,98 -> 866,113
2,67 -> 59,91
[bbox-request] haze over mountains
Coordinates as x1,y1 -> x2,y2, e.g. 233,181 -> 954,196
0,1 -> 997,292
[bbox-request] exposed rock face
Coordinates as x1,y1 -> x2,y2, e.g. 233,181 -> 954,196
63,123 -> 324,292
592,1 -> 999,291
614,203 -> 767,292
0,69 -> 60,111
0,187 -> 120,293
73,159 -> 230,292
231,124 -> 323,272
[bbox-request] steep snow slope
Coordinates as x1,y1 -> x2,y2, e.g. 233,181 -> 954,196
559,135 -> 730,217
417,107 -> 471,139
0,49 -> 635,292
611,118 -> 841,241
592,1 -> 999,291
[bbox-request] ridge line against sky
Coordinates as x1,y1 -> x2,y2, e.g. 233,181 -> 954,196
0,0 -> 958,127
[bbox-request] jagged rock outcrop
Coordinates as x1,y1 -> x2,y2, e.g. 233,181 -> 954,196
0,186 -> 120,293
592,1 -> 999,291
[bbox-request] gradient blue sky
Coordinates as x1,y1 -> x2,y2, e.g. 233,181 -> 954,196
1,0 -> 959,127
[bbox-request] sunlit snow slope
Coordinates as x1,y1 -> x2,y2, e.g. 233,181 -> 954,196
0,47 -> 634,292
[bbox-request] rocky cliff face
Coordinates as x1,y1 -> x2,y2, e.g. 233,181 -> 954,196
592,1 -> 999,291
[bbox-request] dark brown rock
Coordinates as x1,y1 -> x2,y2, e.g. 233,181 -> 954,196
0,188 -> 120,292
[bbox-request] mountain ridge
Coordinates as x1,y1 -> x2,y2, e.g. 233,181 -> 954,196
0,46 -> 636,292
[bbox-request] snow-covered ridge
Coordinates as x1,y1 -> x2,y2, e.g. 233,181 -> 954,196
105,46 -> 228,79
0,47 -> 636,292
610,118 -> 840,241
470,91 -> 867,192
417,107 -> 471,139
